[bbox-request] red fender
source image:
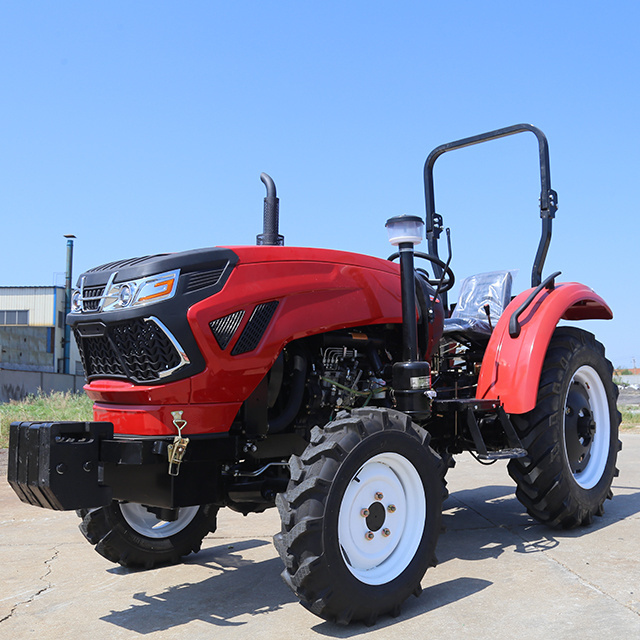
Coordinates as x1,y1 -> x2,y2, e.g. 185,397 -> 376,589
476,282 -> 612,415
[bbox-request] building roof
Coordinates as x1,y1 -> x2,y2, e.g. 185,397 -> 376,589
0,286 -> 64,290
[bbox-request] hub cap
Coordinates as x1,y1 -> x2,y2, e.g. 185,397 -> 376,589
563,365 -> 610,489
337,452 -> 425,585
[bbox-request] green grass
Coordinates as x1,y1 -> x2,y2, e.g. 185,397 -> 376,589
620,406 -> 640,430
0,391 -> 94,449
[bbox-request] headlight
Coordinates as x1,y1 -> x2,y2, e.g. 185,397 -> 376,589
101,269 -> 180,312
71,290 -> 83,313
117,283 -> 134,307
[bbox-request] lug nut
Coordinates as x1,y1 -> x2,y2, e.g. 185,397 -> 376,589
374,492 -> 384,501
360,508 -> 370,518
387,504 -> 396,513
382,528 -> 391,537
365,531 -> 375,541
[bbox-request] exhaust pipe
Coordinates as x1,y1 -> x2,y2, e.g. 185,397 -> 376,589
256,173 -> 284,246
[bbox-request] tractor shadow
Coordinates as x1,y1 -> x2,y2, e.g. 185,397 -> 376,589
100,538 -> 491,634
310,577 -> 493,636
436,481 -> 640,564
99,483 -> 640,635
313,482 -> 640,636
100,539 -> 295,632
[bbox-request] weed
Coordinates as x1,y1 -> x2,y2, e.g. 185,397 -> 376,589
620,406 -> 640,429
0,391 -> 93,449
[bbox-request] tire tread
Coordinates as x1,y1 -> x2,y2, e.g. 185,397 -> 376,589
508,327 -> 621,529
274,408 -> 445,624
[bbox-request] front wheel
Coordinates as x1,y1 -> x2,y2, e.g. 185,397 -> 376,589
77,501 -> 218,568
274,408 -> 445,625
508,327 -> 621,528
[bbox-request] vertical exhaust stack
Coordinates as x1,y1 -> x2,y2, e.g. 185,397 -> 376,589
256,173 -> 284,246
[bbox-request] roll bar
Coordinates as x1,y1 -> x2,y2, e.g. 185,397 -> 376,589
423,124 -> 558,290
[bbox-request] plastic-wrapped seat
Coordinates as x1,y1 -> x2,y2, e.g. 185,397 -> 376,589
443,270 -> 513,341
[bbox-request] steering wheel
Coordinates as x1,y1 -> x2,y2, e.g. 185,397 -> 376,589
387,251 -> 455,293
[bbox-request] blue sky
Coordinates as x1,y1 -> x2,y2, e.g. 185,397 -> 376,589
1,2 -> 638,367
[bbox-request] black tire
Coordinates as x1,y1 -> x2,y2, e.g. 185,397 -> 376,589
274,408 -> 445,625
508,327 -> 621,528
77,502 -> 218,568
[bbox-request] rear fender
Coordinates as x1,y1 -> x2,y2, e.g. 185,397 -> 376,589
476,282 -> 612,414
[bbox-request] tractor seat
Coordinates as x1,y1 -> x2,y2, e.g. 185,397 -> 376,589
443,270 -> 514,341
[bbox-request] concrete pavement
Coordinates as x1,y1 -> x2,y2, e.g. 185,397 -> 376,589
1,434 -> 639,639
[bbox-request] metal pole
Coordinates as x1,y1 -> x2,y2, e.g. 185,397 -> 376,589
63,235 -> 75,374
398,243 -> 419,362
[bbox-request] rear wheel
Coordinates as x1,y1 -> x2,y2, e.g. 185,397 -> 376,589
274,408 -> 444,625
508,327 -> 621,528
77,501 -> 218,568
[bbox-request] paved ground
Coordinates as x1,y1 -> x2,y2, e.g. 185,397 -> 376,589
619,388 -> 640,407
1,434 -> 639,640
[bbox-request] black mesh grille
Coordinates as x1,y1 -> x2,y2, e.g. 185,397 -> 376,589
185,267 -> 226,293
74,328 -> 126,378
110,319 -> 182,381
210,310 -> 244,350
74,319 -> 183,382
231,301 -> 279,355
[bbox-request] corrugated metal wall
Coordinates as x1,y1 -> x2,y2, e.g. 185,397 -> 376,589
0,287 -> 60,326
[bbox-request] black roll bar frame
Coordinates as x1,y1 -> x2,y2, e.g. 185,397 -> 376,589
423,124 -> 558,304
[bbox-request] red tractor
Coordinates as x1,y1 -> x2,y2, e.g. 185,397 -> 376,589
8,124 -> 620,625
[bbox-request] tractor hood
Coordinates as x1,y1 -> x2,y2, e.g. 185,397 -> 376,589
74,247 -> 239,300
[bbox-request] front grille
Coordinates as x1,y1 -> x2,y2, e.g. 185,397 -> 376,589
75,329 -> 126,377
82,286 -> 105,311
74,318 -> 185,383
110,319 -> 183,381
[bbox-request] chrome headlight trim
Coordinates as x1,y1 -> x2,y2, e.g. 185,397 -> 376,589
70,269 -> 180,313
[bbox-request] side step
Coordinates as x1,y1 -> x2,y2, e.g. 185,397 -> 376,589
433,398 -> 527,460
476,448 -> 527,461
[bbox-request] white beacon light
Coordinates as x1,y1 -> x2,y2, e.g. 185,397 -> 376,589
385,215 -> 424,247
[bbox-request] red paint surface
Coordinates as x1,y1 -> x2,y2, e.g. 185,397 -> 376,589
92,401 -> 242,436
476,282 -> 612,414
86,246 -> 405,435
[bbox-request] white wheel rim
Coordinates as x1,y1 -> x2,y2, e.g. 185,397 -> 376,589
563,365 -> 610,489
337,452 -> 426,585
119,503 -> 200,538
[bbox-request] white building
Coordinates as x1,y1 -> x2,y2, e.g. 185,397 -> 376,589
0,286 -> 82,374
